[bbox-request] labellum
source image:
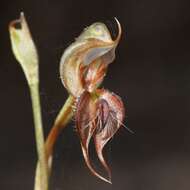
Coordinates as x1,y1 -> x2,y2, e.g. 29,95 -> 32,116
75,89 -> 125,183
59,18 -> 126,183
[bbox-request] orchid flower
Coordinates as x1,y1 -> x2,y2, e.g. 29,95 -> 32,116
9,12 -> 129,190
59,18 -> 128,183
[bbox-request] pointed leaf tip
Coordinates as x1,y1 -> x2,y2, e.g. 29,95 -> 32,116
9,12 -> 39,85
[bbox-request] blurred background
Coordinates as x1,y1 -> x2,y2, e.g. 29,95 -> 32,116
1,0 -> 190,189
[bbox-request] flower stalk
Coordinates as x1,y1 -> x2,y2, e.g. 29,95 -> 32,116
34,95 -> 75,190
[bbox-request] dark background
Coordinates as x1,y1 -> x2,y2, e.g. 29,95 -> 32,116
1,0 -> 190,189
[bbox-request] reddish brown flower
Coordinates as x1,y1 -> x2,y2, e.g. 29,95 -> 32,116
59,19 -> 128,183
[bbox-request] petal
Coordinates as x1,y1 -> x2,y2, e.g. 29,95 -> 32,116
93,89 -> 125,182
75,91 -> 112,183
59,18 -> 121,97
83,59 -> 107,92
9,12 -> 39,85
76,91 -> 97,148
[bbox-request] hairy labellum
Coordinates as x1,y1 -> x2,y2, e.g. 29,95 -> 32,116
75,89 -> 125,183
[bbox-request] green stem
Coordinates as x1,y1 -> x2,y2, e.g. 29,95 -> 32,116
34,95 -> 75,190
30,83 -> 49,190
